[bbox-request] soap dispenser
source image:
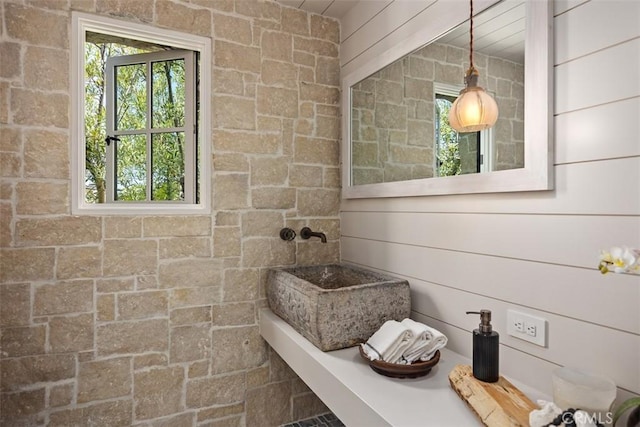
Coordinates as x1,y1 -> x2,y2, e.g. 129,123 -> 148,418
466,310 -> 499,383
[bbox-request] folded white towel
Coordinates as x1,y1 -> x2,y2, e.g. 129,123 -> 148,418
361,320 -> 413,363
418,326 -> 447,362
399,318 -> 448,363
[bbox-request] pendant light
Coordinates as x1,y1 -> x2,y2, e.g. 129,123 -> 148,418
448,0 -> 499,132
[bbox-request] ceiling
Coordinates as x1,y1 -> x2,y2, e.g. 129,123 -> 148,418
275,0 -> 525,64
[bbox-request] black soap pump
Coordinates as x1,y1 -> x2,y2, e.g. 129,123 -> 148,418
466,310 -> 499,383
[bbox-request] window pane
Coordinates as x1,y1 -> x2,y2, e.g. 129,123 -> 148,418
152,132 -> 185,201
152,59 -> 185,129
115,63 -> 146,130
115,134 -> 147,201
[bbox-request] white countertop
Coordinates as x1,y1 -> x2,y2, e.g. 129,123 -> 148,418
260,309 -> 545,427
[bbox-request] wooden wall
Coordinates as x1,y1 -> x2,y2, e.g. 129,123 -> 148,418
339,0 -> 640,403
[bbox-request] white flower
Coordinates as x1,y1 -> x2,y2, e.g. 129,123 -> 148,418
598,246 -> 640,274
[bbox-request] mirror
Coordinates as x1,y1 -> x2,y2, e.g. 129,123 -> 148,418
341,0 -> 553,198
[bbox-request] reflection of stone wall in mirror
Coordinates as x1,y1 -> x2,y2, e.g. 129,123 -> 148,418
351,42 -> 524,186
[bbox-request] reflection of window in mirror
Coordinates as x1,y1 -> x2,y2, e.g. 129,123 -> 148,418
72,13 -> 211,214
434,84 -> 492,177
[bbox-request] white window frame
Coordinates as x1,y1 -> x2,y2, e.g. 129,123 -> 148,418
71,12 -> 211,215
433,82 -> 493,175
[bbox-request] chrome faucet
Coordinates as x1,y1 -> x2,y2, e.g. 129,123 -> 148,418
300,227 -> 327,243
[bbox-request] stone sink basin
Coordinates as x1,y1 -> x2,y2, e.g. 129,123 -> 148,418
266,264 -> 411,351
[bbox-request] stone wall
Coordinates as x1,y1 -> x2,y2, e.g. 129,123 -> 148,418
0,1 -> 340,426
351,42 -> 524,185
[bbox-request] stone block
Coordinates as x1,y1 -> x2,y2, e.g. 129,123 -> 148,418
374,103 -> 407,129
117,291 -> 168,320
171,306 -> 212,325
295,241 -> 340,266
0,248 -> 55,283
49,383 -> 74,407
242,238 -> 295,268
155,0 -> 211,36
159,258 -> 223,288
171,286 -> 222,308
0,354 -> 75,392
96,0 -> 153,21
294,37 -> 337,58
97,319 -> 168,356
223,269 -> 259,302
216,211 -> 240,226
0,388 -> 45,425
103,216 -> 141,238
213,174 -> 250,209
189,360 -> 210,378
435,62 -> 463,85
282,7 -> 308,35
170,324 -> 211,362
147,413 -> 196,427
0,203 -> 11,247
136,275 -> 158,290
0,325 -> 46,357
97,294 -> 115,321
197,403 -> 245,422
245,381 -> 292,427
293,392 -> 329,421
133,366 -> 184,419
214,95 -> 256,130
0,283 -> 30,327
261,60 -> 297,88
212,302 -> 255,326
24,46 -> 68,91
211,326 -> 267,374
294,136 -> 339,165
34,280 -> 93,316
48,399 -> 132,426
15,181 -> 68,215
251,187 -> 296,209
159,237 -> 211,259
213,152 -> 250,172
134,353 -> 168,370
0,82 -> 9,123
214,130 -> 279,154
297,189 -> 339,216
186,372 -> 245,408
315,57 -> 340,87
213,226 -> 241,257
5,3 -> 67,47
11,88 -> 68,128
97,277 -> 135,293
323,167 -> 341,188
300,82 -> 339,105
213,69 -> 245,96
103,239 -> 157,277
257,86 -> 298,118
0,42 -> 21,79
143,216 -> 211,237
50,313 -> 94,352
213,13 -> 252,44
290,164 -> 322,188
77,357 -> 131,403
215,40 -> 260,73
23,130 -> 69,179
250,157 -> 289,186
241,211 -> 283,237
57,246 -> 102,280
17,216 -> 101,247
310,14 -> 339,43
315,115 -> 339,140
261,31 -> 292,62
0,152 -> 20,178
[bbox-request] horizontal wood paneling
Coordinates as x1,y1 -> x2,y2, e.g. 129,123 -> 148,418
555,38 -> 640,114
554,0 -> 640,64
341,212 -> 639,270
339,0 -> 391,43
337,0 -> 640,401
555,97 -> 640,164
341,237 -> 640,334
341,157 -> 640,215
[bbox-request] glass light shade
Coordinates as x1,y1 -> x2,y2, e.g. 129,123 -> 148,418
448,86 -> 499,132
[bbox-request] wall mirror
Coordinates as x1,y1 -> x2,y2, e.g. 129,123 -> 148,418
341,0 -> 553,198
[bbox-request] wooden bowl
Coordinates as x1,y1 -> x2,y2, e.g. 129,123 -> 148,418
358,345 -> 440,379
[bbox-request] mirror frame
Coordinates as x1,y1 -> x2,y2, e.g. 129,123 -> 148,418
341,0 -> 553,198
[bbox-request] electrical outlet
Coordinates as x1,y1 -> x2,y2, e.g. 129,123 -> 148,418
507,309 -> 547,347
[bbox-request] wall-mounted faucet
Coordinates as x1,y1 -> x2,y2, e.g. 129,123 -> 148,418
279,228 -> 296,241
300,227 -> 327,243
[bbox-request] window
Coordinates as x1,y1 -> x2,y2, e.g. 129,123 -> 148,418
71,13 -> 211,214
433,83 -> 492,177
